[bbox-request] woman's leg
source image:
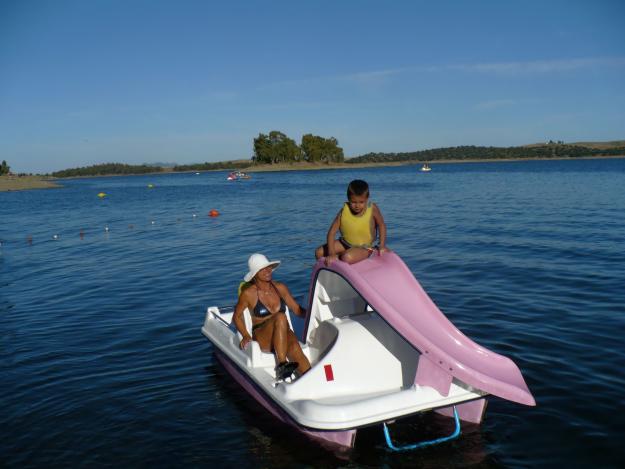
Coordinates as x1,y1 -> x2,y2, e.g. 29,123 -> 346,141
252,312 -> 289,363
253,314 -> 310,375
270,313 -> 289,363
286,330 -> 311,374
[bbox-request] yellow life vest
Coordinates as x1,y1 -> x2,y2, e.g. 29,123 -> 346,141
340,202 -> 374,247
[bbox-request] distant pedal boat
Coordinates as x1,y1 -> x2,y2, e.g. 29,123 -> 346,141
226,171 -> 250,181
201,252 -> 535,451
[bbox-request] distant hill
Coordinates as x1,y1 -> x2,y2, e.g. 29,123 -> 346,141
523,140 -> 625,149
348,141 -> 625,164
145,161 -> 178,168
51,163 -> 163,178
565,140 -> 625,149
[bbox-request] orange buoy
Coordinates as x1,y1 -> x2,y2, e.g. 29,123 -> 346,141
208,209 -> 220,217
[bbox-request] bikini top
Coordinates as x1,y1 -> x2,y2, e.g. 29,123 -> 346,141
253,282 -> 286,318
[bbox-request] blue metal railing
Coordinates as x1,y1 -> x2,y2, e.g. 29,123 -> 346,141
383,406 -> 461,452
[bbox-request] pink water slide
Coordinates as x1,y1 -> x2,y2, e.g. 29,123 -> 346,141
313,252 -> 535,407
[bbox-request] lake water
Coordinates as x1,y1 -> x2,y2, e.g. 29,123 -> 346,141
1,159 -> 624,468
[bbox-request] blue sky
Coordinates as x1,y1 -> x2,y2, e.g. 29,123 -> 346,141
1,0 -> 624,174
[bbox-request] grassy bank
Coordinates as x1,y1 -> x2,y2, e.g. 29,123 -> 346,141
0,175 -> 61,192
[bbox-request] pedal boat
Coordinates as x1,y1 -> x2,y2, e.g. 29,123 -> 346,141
201,252 -> 535,451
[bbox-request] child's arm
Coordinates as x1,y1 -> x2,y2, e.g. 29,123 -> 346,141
326,210 -> 342,256
373,203 -> 388,253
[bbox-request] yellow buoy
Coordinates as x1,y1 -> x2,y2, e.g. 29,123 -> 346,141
98,192 -> 107,198
148,184 -> 154,188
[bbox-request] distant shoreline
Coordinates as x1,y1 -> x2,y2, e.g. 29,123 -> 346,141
0,176 -> 61,192
2,154 -> 623,192
240,154 -> 625,173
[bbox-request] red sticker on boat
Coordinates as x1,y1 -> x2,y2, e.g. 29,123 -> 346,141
324,364 -> 334,381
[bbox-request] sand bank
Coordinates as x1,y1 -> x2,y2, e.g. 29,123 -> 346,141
0,176 -> 62,192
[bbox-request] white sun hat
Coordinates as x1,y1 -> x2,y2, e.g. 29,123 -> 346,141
244,253 -> 281,282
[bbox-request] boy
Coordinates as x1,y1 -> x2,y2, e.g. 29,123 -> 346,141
315,179 -> 387,265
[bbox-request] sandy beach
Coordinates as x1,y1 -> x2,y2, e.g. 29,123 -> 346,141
0,175 -> 61,192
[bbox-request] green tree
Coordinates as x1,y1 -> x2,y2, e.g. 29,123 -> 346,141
253,131 -> 301,164
252,133 -> 272,164
0,160 -> 9,175
301,134 -> 344,163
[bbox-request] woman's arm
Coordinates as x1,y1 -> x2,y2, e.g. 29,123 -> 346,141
276,282 -> 306,317
233,290 -> 253,349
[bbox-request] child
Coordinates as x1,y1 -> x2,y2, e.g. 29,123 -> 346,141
315,179 -> 387,265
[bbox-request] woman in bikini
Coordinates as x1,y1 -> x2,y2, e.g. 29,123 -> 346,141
233,253 -> 311,380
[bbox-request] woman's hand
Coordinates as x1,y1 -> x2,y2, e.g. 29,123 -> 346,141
239,335 -> 252,350
325,254 -> 338,266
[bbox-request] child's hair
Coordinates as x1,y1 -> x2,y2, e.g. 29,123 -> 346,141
347,179 -> 369,198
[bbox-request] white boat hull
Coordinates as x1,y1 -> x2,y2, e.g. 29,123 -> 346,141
201,306 -> 485,444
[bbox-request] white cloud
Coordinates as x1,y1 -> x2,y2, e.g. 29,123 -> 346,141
340,67 -> 407,85
256,56 -> 625,92
450,57 -> 625,75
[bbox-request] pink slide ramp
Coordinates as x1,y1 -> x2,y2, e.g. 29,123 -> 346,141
314,252 -> 535,407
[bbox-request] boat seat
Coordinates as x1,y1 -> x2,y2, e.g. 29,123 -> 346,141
234,307 -> 308,369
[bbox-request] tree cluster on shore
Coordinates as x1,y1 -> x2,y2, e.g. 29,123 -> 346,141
252,131 -> 344,164
51,163 -> 163,178
348,143 -> 625,164
172,131 -> 344,172
1,160 -> 10,175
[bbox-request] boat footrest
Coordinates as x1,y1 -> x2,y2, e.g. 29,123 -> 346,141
383,406 -> 461,452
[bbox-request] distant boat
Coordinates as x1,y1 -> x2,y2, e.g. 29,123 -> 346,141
227,171 -> 251,181
420,163 -> 432,172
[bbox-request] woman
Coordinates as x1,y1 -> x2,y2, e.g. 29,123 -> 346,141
233,253 -> 311,380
